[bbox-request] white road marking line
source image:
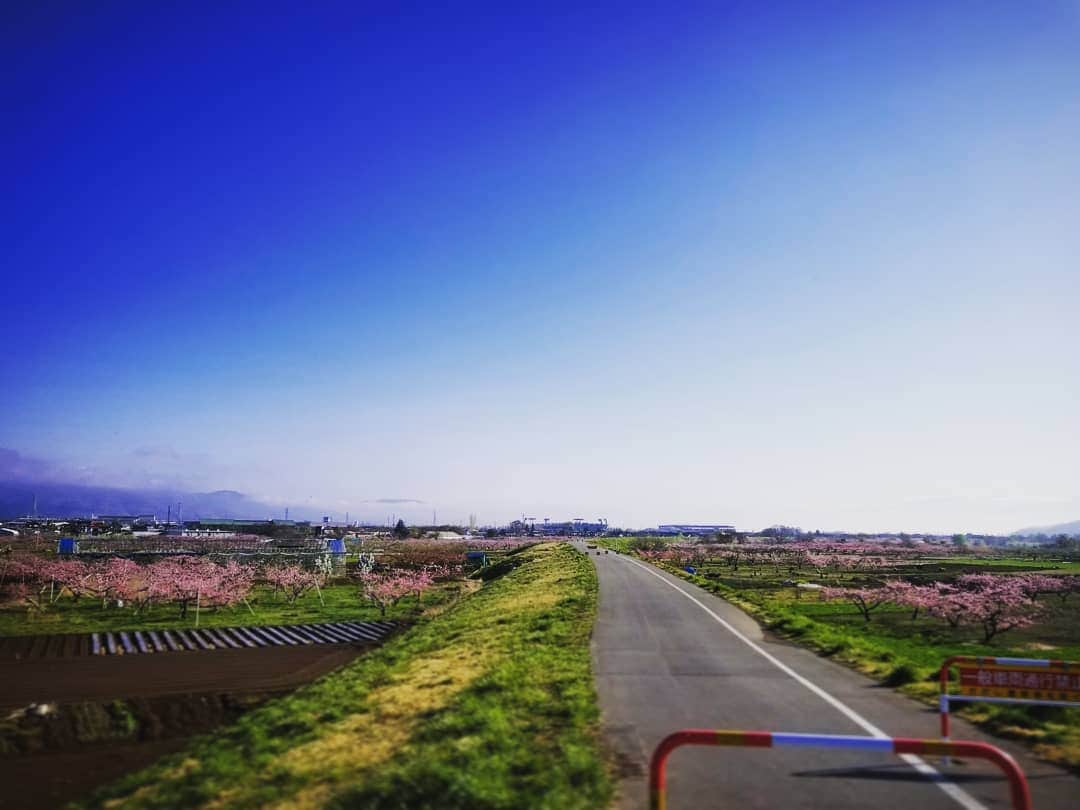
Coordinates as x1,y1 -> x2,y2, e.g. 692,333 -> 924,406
617,554 -> 987,810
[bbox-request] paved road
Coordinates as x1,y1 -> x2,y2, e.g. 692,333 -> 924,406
579,543 -> 1077,810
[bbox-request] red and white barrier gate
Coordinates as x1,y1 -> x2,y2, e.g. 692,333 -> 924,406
939,655 -> 1078,740
648,729 -> 1031,810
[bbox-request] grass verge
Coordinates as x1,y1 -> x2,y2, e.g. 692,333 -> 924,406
75,542 -> 611,809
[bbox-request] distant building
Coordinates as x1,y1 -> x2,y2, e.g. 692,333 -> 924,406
509,519 -> 607,536
190,518 -> 303,528
97,514 -> 156,528
657,524 -> 736,536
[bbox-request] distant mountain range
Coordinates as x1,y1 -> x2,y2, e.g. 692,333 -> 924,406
0,481 -> 316,522
1012,519 -> 1080,537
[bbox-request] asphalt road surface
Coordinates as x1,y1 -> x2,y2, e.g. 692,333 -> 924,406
579,543 -> 1078,810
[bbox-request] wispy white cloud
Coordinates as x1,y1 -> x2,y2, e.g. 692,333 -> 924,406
903,491 -> 1075,506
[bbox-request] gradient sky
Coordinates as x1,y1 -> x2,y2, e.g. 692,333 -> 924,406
3,1 -> 1078,532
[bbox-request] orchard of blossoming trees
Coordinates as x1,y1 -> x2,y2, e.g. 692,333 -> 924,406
145,557 -> 255,618
263,563 -> 327,603
0,537 -> 510,624
344,538 -> 533,614
635,539 -> 1079,643
638,539 -> 1077,577
73,534 -> 326,555
356,569 -> 437,616
820,574 -> 1079,641
0,555 -> 258,618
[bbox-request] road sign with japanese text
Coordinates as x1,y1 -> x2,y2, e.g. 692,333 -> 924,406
957,662 -> 1079,701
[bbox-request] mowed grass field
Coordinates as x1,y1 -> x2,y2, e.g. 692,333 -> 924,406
0,582 -> 454,637
75,542 -> 611,809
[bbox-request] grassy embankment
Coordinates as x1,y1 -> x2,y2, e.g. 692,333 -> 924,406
76,542 -> 611,809
0,583 -> 458,637
598,538 -> 1080,769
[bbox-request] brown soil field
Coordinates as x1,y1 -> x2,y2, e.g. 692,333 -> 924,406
0,738 -> 189,809
0,643 -> 371,808
0,642 -> 365,709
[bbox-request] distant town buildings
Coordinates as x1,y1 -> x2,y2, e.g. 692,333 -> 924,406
656,524 -> 736,536
97,515 -> 157,530
507,518 -> 609,536
1,510 -> 1075,547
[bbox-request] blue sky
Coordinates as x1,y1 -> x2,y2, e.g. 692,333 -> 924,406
3,2 -> 1078,532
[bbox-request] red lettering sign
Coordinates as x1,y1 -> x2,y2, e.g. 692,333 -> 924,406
957,664 -> 1080,701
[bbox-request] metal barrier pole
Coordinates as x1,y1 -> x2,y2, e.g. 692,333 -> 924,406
649,730 -> 770,810
648,729 -> 1032,810
939,655 -> 964,740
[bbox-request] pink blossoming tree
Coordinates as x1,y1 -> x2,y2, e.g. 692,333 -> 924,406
356,569 -> 435,617
146,557 -> 254,618
264,563 -> 325,603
